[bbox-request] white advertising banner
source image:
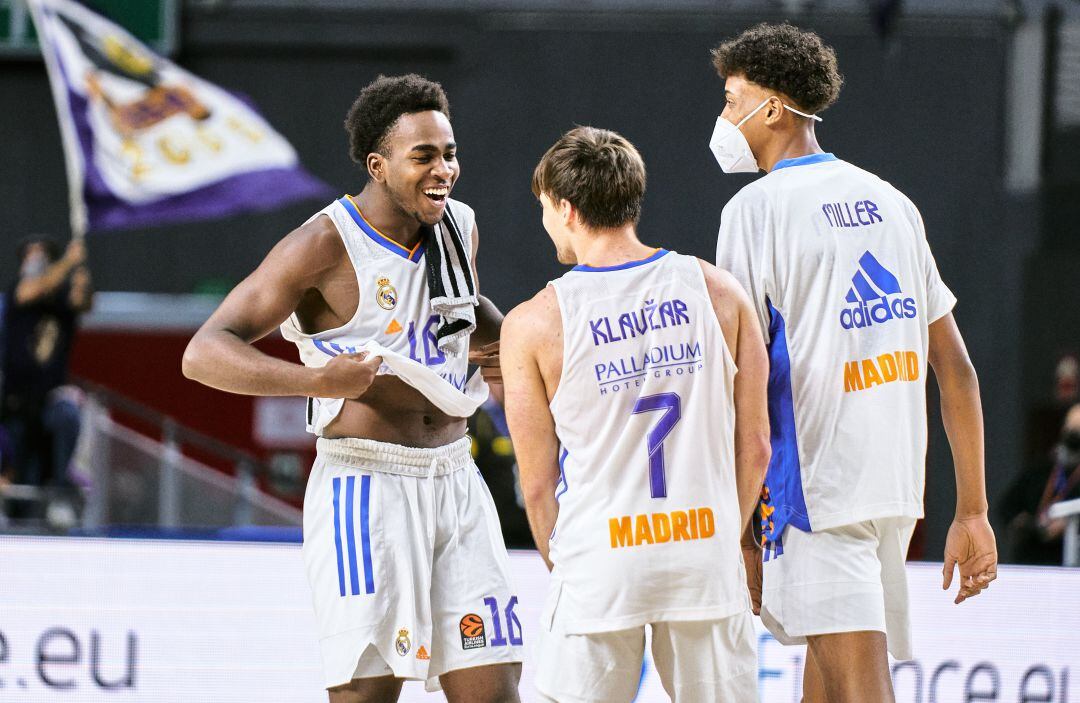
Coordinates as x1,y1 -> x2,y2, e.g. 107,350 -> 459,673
0,536 -> 1075,702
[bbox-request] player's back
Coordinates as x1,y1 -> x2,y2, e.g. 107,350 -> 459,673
716,153 -> 957,541
546,249 -> 747,635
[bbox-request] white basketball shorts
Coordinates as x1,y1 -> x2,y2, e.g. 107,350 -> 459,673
533,612 -> 758,703
302,435 -> 524,691
760,516 -> 916,660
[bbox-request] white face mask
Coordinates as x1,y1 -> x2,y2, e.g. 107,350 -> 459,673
709,98 -> 823,173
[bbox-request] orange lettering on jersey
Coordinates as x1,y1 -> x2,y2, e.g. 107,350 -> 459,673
671,511 -> 691,541
844,350 -> 920,393
877,353 -> 898,382
698,507 -> 715,538
609,508 -> 717,548
634,514 -> 654,544
609,516 -> 634,548
861,359 -> 884,387
905,351 -> 920,380
844,361 -> 865,392
652,513 -> 672,543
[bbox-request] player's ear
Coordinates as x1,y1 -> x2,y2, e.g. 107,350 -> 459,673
366,152 -> 385,183
764,95 -> 785,125
558,198 -> 575,227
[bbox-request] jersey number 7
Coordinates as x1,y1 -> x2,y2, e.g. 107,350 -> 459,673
631,393 -> 682,499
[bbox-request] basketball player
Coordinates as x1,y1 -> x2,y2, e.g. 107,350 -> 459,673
708,24 -> 998,702
182,74 -> 522,703
502,126 -> 771,702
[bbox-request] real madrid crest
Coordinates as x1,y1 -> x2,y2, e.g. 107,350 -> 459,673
395,628 -> 411,656
376,276 -> 398,311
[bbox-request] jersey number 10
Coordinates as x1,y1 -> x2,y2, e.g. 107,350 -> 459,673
631,393 -> 682,499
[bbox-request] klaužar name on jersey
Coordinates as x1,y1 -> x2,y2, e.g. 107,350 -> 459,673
586,296 -> 705,396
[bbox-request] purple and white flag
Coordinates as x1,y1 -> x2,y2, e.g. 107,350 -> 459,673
28,0 -> 331,235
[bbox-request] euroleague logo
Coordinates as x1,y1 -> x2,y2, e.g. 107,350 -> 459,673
840,251 -> 917,330
459,613 -> 486,650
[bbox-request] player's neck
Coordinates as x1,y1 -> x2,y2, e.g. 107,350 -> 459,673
350,188 -> 424,250
761,129 -> 825,173
570,226 -> 655,268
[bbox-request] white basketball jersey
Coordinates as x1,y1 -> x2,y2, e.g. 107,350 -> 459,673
546,250 -> 748,635
280,196 -> 474,435
714,153 -> 957,552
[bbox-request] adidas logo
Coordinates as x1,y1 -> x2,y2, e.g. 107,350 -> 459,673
839,251 -> 917,330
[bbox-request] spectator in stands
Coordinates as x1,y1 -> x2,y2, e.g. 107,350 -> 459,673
468,397 -> 533,549
0,237 -> 92,516
0,422 -> 13,484
1001,403 -> 1080,564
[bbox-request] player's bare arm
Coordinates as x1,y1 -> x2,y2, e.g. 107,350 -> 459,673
466,222 -> 507,391
699,262 -> 771,529
467,223 -> 502,348
182,215 -> 381,399
700,260 -> 771,613
928,312 -> 997,604
502,287 -> 562,570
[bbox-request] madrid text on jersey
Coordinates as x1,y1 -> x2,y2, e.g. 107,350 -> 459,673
608,507 -> 716,548
840,250 -> 917,330
844,350 -> 920,393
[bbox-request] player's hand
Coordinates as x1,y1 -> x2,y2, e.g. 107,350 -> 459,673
469,341 -> 502,385
942,513 -> 998,605
742,540 -> 763,615
318,352 -> 382,400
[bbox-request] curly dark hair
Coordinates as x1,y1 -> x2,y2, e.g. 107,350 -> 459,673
344,73 -> 450,165
711,23 -> 842,114
531,126 -> 646,230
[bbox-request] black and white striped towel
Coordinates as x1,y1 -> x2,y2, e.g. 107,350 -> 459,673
424,207 -> 476,356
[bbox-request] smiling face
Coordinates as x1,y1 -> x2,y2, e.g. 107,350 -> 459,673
371,110 -> 459,226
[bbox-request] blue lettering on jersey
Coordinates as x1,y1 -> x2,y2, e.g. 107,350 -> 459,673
839,251 -> 917,330
593,341 -> 705,396
407,315 -> 447,367
590,298 -> 690,346
821,200 -> 882,228
313,320 -> 465,390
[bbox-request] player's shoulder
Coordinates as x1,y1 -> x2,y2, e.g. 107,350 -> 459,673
722,179 -> 771,216
833,160 -> 918,210
261,213 -> 345,281
503,286 -> 560,347
697,259 -> 748,302
694,259 -> 747,328
293,210 -> 343,248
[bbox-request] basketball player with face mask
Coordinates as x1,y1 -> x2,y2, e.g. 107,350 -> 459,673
709,23 -> 998,703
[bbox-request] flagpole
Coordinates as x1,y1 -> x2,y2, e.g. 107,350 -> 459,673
26,0 -> 89,240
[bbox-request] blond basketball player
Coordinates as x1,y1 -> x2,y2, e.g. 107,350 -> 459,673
502,126 -> 771,702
